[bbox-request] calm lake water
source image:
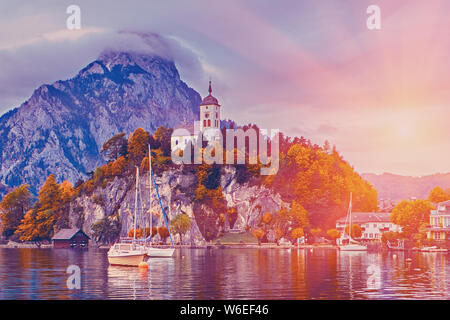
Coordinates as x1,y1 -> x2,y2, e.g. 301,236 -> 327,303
0,247 -> 449,300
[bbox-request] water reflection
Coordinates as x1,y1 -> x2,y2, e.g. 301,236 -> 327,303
0,248 -> 449,299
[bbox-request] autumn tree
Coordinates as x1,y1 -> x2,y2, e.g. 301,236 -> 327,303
326,228 -> 341,245
428,186 -> 450,204
309,228 -> 322,242
0,185 -> 32,238
158,227 -> 170,244
252,228 -> 265,245
291,228 -> 304,241
289,201 -> 309,229
101,132 -> 128,161
15,174 -> 62,242
273,228 -> 283,245
170,213 -> 192,244
268,140 -> 378,228
262,212 -> 273,224
128,128 -> 150,164
55,180 -> 75,230
381,231 -> 402,244
15,209 -> 40,245
344,224 -> 362,238
391,199 -> 434,237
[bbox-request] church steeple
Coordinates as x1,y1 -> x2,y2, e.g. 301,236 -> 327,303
200,80 -> 221,131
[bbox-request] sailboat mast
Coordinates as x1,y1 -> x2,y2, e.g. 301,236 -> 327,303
349,192 -> 353,241
149,144 -> 152,244
134,166 -> 139,241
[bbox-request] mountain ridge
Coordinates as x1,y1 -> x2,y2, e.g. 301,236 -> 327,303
0,50 -> 201,196
362,172 -> 450,202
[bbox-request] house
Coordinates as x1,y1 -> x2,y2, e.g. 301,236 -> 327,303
427,200 -> 450,240
52,228 -> 90,249
171,81 -> 222,152
336,212 -> 401,241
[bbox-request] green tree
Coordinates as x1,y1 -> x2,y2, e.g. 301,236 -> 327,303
154,126 -> 174,157
170,214 -> 192,244
91,217 -> 121,244
0,185 -> 32,238
101,132 -> 128,161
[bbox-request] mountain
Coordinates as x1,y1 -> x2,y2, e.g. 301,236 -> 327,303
362,172 -> 450,202
0,51 -> 201,196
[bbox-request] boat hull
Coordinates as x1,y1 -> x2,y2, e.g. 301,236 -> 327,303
146,247 -> 175,257
108,254 -> 147,266
338,244 -> 367,251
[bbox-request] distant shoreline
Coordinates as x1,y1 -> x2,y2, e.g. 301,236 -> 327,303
0,242 -> 337,250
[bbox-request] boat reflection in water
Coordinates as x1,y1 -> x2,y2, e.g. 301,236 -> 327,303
107,257 -> 175,299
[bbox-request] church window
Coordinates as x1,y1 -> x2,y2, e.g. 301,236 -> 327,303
203,120 -> 206,127
208,119 -> 211,127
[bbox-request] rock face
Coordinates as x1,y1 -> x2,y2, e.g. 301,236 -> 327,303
69,166 -> 287,245
0,51 -> 201,195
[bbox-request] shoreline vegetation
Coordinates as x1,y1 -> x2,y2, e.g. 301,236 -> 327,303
1,127 -> 450,250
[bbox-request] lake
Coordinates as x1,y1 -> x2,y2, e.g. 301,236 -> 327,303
0,247 -> 448,299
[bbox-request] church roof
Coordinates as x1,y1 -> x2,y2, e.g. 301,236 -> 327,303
336,212 -> 392,224
172,124 -> 195,136
200,81 -> 220,106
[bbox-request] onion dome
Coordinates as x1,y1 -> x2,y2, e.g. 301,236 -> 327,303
200,81 -> 220,106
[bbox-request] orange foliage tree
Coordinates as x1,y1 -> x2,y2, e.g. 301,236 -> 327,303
252,228 -> 265,245
128,128 -> 150,164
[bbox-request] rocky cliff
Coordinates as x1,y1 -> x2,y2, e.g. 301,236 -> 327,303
0,51 -> 201,195
68,166 -> 288,245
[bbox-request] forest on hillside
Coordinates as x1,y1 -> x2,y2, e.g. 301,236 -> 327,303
0,125 -> 378,244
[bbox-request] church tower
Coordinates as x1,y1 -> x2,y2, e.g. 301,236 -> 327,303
200,81 -> 221,131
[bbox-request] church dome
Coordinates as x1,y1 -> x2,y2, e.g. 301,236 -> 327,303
200,81 -> 220,106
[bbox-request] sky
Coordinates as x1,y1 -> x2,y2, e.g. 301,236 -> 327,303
0,0 -> 449,176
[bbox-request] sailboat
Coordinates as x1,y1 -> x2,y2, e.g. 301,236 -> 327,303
108,167 -> 148,266
145,145 -> 175,258
338,193 -> 367,251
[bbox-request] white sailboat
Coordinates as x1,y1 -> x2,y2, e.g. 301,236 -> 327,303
338,192 -> 367,251
145,145 -> 175,258
108,167 -> 147,266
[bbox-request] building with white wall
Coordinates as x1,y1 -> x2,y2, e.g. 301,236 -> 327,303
427,200 -> 450,240
336,212 -> 401,241
171,81 -> 222,152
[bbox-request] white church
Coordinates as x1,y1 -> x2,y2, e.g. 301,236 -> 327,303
171,81 -> 222,151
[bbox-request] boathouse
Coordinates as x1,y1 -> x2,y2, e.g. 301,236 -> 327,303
52,228 -> 90,249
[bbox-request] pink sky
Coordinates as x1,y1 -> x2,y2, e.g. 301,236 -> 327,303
0,0 -> 449,176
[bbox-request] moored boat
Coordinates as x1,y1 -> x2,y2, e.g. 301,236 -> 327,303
146,144 -> 176,258
420,246 -> 447,252
108,241 -> 147,266
338,193 -> 367,252
107,167 -> 148,266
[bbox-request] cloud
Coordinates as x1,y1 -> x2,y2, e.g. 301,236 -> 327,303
0,28 -> 205,113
